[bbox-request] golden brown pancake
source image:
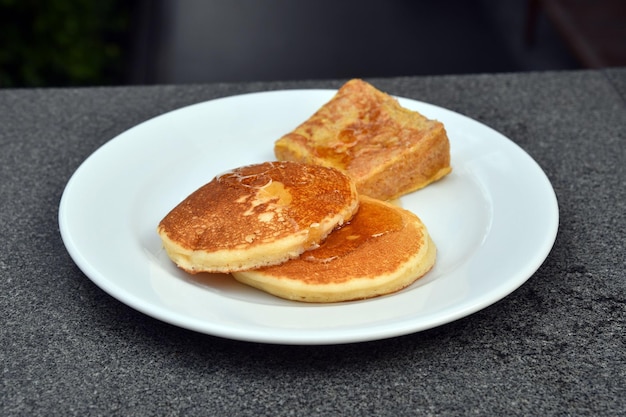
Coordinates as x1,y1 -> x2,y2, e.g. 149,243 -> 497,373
232,195 -> 436,302
158,161 -> 359,273
274,79 -> 451,201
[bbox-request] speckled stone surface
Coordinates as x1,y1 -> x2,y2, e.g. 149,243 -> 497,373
1,69 -> 625,416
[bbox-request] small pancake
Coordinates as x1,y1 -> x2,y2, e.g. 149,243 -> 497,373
158,161 -> 359,273
232,195 -> 436,303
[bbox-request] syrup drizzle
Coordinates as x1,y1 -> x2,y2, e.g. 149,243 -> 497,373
304,200 -> 404,263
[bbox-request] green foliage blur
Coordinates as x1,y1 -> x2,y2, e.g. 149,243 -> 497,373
0,0 -> 133,87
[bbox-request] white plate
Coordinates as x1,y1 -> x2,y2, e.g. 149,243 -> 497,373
59,89 -> 558,345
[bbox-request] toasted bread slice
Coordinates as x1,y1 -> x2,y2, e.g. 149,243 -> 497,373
274,79 -> 451,200
158,161 -> 359,273
232,195 -> 436,303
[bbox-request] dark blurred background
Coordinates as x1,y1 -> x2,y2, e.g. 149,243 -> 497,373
1,0 -> 625,88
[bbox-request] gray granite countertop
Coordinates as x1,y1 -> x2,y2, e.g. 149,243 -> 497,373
1,69 -> 625,416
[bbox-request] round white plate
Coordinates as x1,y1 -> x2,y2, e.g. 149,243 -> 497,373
59,89 -> 558,345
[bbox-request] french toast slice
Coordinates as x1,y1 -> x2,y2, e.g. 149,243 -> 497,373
274,79 -> 451,200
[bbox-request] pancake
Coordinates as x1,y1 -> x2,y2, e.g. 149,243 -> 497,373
158,161 -> 359,273
274,78 -> 451,201
232,195 -> 436,303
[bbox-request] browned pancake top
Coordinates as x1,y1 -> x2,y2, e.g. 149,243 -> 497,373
250,196 -> 424,284
158,161 -> 357,252
277,79 -> 442,177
